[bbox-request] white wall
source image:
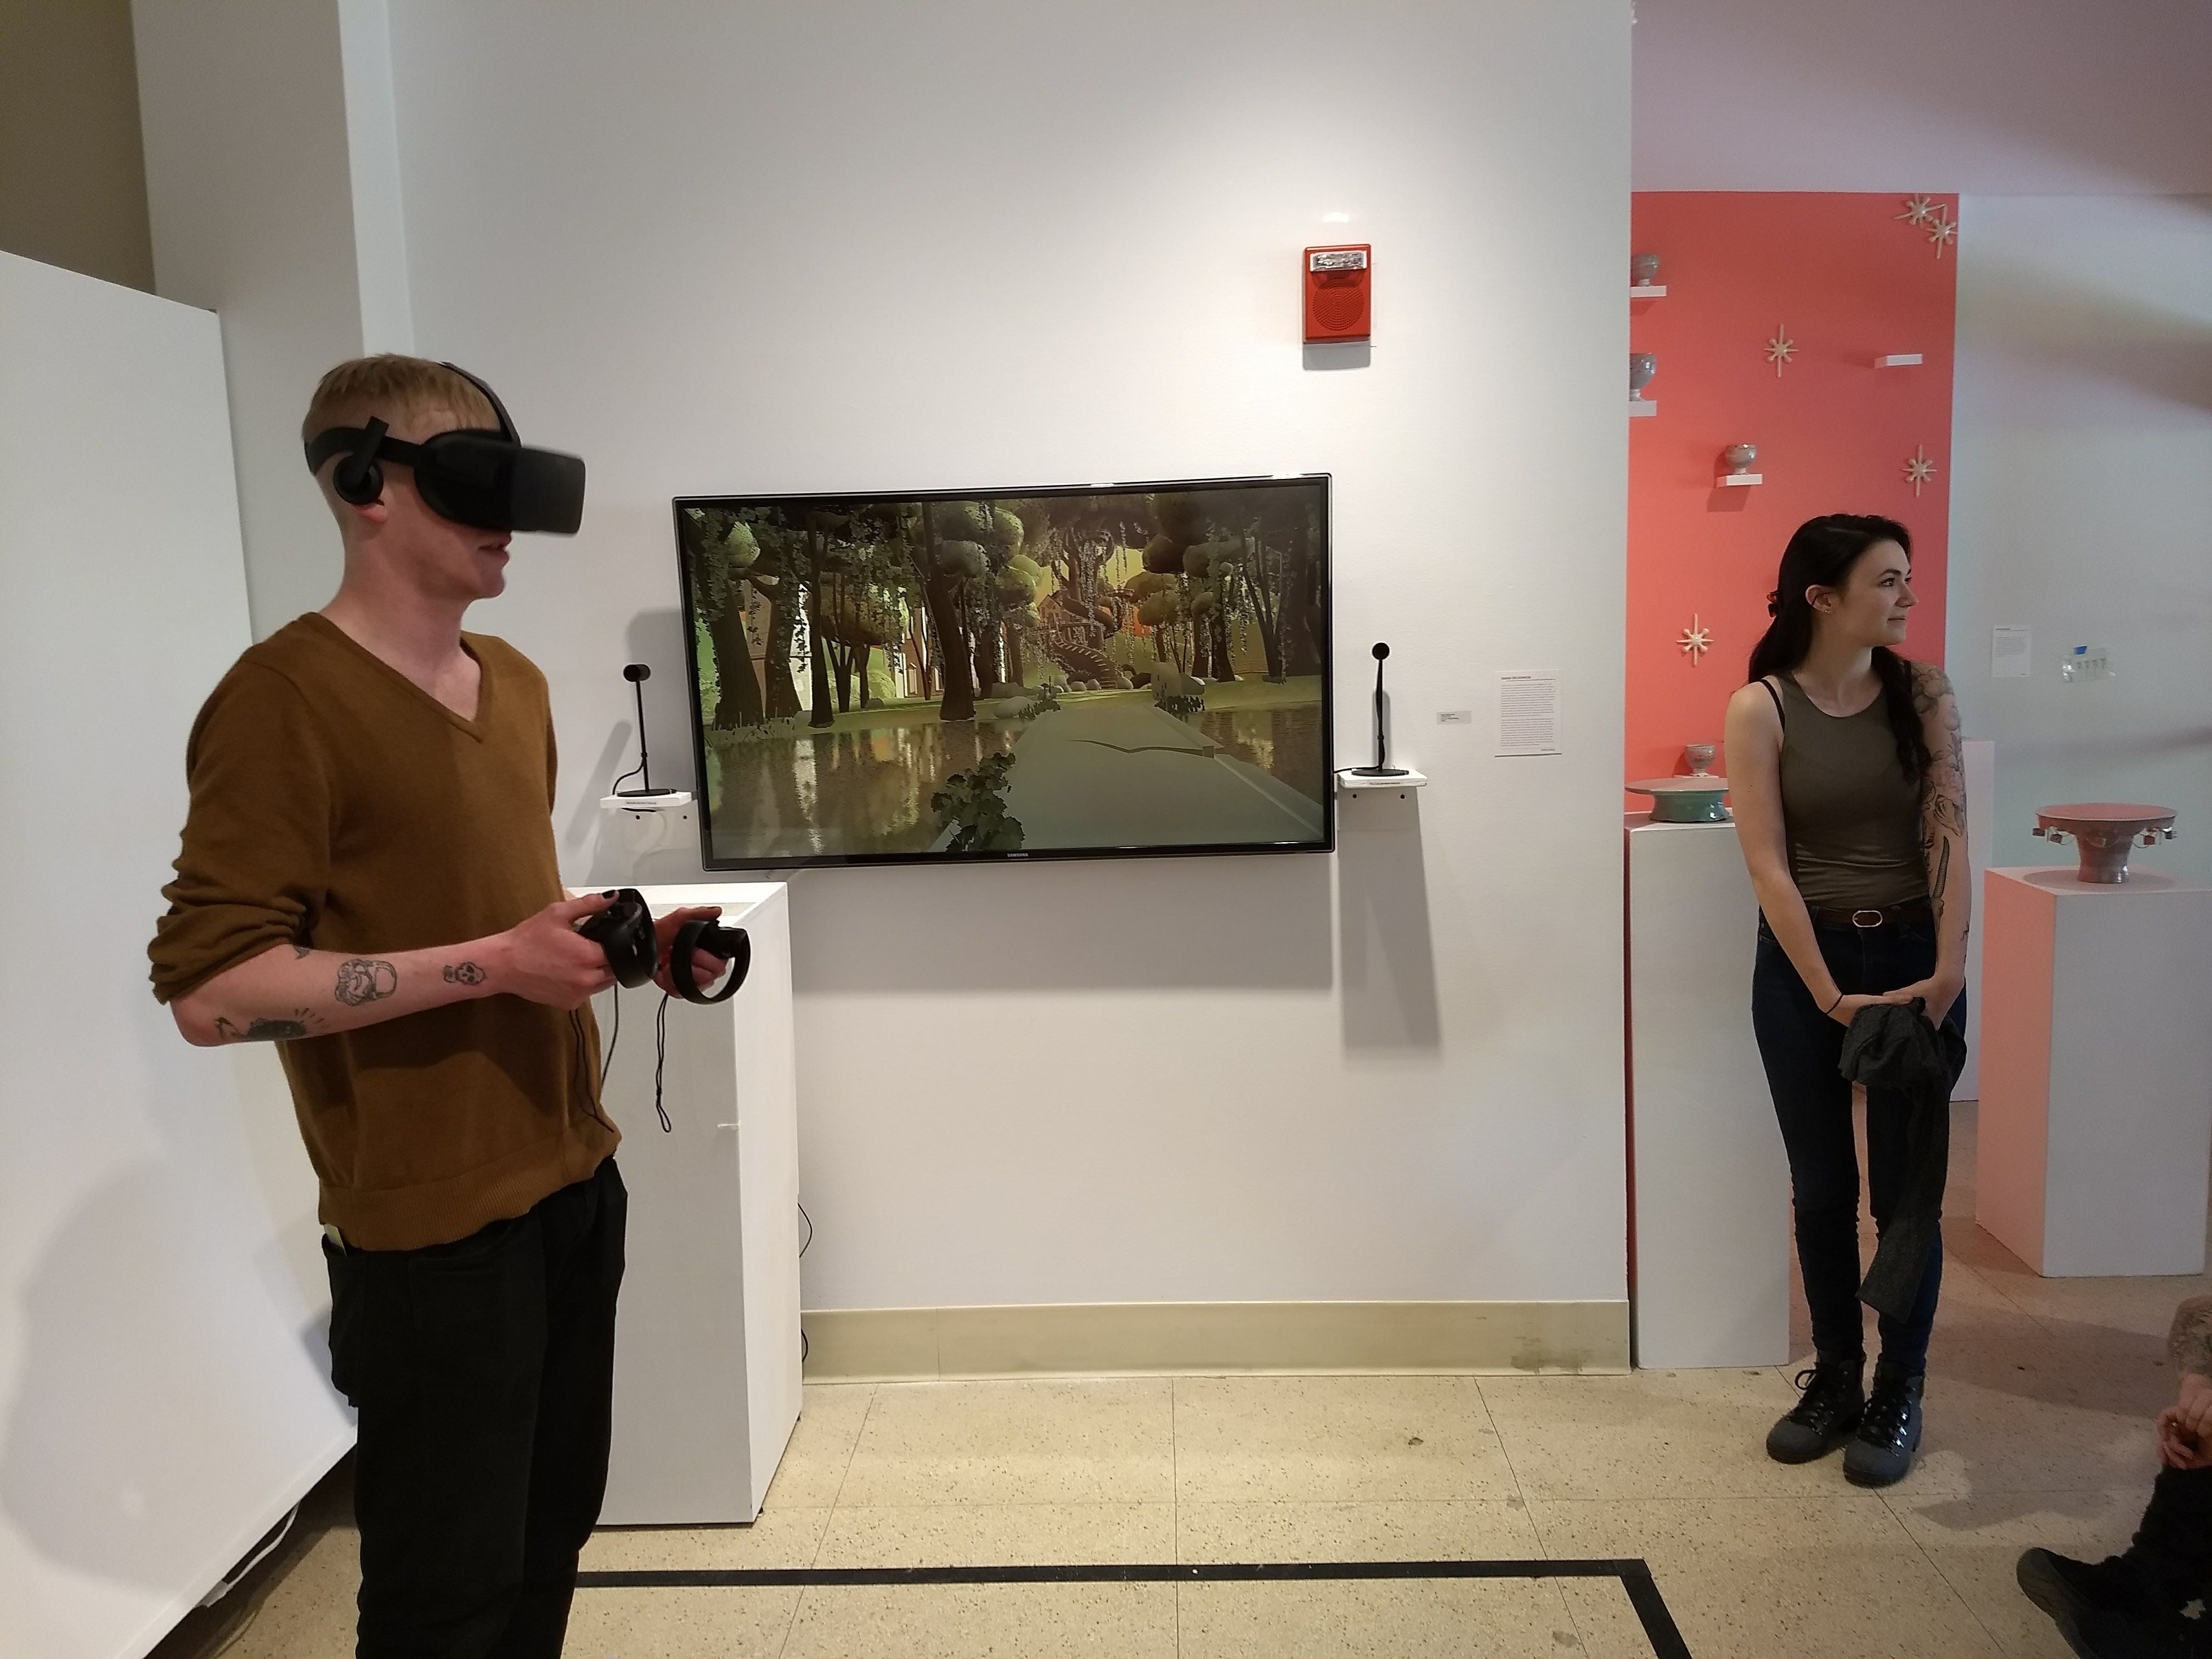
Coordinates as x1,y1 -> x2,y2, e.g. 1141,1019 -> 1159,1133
133,0 -> 413,638
146,0 -> 1635,1313
1632,0 -> 2212,194
0,252 -> 349,1659
1944,196 -> 2212,881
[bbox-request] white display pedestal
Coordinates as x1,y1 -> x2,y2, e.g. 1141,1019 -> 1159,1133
1627,817 -> 1791,1368
595,883 -> 803,1523
1977,866 -> 2212,1277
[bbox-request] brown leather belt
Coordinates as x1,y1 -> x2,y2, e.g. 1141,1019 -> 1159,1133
1808,899 -> 1933,930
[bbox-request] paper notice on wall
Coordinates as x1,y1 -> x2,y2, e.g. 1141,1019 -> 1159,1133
1991,625 -> 2032,679
1497,672 -> 1562,756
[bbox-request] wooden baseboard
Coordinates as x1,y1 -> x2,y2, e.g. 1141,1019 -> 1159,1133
801,1300 -> 1630,1382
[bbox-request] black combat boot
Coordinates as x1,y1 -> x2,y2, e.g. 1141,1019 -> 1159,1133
1765,1354 -> 1864,1464
1843,1358 -> 1923,1487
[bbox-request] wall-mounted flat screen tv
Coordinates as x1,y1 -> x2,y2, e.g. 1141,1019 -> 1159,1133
673,475 -> 1333,870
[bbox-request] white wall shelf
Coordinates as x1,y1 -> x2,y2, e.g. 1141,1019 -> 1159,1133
1716,472 -> 1762,486
1337,768 -> 1427,793
1629,284 -> 1668,298
1876,353 -> 1924,367
1628,400 -> 1658,417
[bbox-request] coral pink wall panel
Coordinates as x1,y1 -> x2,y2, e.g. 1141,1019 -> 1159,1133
1626,193 -> 1956,789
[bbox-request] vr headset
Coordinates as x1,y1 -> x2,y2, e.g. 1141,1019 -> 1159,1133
302,362 -> 585,534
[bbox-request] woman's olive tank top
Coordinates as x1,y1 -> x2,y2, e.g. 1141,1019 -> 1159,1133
1769,674 -> 1927,910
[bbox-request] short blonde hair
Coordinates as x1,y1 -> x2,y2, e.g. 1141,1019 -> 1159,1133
302,355 -> 499,450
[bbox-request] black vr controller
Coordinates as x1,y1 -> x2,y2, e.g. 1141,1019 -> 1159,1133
302,362 -> 586,535
576,889 -> 657,987
669,918 -> 752,1005
575,889 -> 752,1004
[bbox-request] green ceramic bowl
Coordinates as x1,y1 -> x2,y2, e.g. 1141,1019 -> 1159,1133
1628,777 -> 1731,823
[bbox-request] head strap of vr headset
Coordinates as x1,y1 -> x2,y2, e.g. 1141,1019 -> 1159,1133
301,361 -> 520,481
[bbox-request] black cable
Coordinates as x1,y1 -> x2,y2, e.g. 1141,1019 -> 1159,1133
610,758 -> 646,795
798,1205 -> 814,1363
600,984 -> 621,1085
569,1007 -> 619,1138
653,993 -> 673,1133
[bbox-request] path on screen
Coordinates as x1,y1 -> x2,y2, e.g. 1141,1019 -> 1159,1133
969,701 -> 1324,850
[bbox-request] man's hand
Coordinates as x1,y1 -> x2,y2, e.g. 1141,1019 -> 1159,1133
492,893 -> 619,1009
651,905 -> 726,998
2159,1406 -> 2212,1470
2172,1373 -> 2212,1443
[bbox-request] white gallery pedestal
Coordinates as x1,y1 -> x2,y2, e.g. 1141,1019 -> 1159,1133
1977,866 -> 2212,1277
1627,817 -> 1791,1368
595,883 -> 803,1523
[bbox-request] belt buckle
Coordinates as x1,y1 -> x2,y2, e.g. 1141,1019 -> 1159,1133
1849,908 -> 1886,930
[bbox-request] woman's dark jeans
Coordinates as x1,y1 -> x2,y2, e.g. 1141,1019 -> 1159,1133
1752,915 -> 1965,1376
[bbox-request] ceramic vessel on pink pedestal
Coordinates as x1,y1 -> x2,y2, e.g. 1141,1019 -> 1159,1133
2032,802 -> 2178,884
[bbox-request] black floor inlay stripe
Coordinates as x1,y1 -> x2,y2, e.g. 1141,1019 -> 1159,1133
575,1558 -> 1692,1657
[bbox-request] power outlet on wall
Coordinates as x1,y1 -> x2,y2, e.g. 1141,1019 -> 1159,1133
2060,645 -> 2112,683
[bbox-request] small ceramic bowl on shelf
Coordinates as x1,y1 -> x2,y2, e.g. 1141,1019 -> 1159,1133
1628,776 -> 1731,823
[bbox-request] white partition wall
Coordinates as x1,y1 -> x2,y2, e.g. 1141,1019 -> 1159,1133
0,252 -> 353,1659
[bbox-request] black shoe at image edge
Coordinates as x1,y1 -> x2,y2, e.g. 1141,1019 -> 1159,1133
2017,1548 -> 2208,1658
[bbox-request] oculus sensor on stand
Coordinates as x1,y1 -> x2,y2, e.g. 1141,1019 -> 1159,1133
612,663 -> 681,799
1348,642 -> 1409,778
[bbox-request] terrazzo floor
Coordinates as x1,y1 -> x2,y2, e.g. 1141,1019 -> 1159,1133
150,1105 -> 2202,1658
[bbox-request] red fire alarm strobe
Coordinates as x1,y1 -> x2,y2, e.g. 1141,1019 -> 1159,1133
1304,244 -> 1371,342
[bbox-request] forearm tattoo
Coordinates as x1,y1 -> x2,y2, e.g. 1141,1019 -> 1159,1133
444,961 -> 486,985
2171,1295 -> 2212,1378
1914,667 -> 1970,941
334,958 -> 398,1006
213,1008 -> 316,1043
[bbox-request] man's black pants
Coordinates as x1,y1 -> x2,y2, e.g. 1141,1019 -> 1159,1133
324,1158 -> 626,1658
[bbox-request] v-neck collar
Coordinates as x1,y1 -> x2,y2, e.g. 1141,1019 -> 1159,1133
302,611 -> 490,741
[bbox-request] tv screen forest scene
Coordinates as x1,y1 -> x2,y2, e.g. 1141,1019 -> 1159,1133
673,476 -> 1333,868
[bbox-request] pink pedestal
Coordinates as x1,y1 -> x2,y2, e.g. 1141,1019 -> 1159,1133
1976,867 -> 2212,1277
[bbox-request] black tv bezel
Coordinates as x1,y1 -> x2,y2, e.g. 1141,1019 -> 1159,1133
671,472 -> 1336,873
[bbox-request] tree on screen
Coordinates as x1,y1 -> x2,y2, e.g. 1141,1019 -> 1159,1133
912,501 -> 981,722
684,506 -> 772,728
737,509 -> 807,721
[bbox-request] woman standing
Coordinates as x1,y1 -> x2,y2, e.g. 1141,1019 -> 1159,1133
1723,514 -> 1970,1487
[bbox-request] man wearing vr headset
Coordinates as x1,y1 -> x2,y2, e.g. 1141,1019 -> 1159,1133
148,356 -> 717,1658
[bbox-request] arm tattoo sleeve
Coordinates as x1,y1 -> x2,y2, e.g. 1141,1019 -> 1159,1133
334,958 -> 398,1006
213,1008 -> 317,1042
1916,667 -> 1968,932
2171,1295 -> 2212,1378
